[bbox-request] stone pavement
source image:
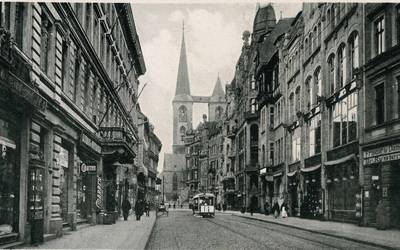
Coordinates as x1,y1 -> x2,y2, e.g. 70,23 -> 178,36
21,211 -> 156,249
220,210 -> 400,249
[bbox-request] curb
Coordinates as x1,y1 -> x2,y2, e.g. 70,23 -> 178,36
142,212 -> 157,250
231,213 -> 397,250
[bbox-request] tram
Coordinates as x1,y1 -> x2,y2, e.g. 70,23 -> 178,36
192,193 -> 215,218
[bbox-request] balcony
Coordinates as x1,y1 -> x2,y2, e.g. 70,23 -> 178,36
227,150 -> 236,159
245,162 -> 259,172
99,127 -> 135,163
244,111 -> 259,121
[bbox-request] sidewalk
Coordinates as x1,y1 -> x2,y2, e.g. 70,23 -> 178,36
21,212 -> 156,249
220,210 -> 400,249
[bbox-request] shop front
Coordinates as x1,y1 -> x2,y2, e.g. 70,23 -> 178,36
362,141 -> 400,228
325,141 -> 360,223
287,161 -> 300,217
99,127 -> 136,224
300,165 -> 322,219
0,31 -> 47,245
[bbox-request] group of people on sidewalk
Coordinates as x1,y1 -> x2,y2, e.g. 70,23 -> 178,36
121,199 -> 151,221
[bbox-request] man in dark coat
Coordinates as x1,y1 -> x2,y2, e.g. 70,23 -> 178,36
273,201 -> 280,218
135,200 -> 143,221
122,199 -> 131,221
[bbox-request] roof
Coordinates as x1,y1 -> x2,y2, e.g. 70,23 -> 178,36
210,75 -> 225,102
256,17 -> 294,75
174,25 -> 191,97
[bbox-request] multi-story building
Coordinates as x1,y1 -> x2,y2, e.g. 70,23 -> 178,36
137,110 -> 162,208
361,3 -> 400,228
0,2 -> 152,247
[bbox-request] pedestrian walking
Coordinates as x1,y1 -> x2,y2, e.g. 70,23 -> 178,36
135,199 -> 143,221
273,200 -> 280,218
281,201 -> 288,218
264,201 -> 270,215
121,198 -> 131,221
173,203 -> 176,209
145,200 -> 150,217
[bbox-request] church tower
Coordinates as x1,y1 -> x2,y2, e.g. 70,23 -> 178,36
172,23 -> 193,154
208,75 -> 225,122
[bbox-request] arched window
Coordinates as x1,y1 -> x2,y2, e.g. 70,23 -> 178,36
314,67 -> 322,102
172,173 -> 178,191
330,6 -> 335,30
295,86 -> 301,114
313,26 -> 317,48
305,76 -> 312,110
328,54 -> 335,94
337,44 -> 346,88
289,93 -> 294,121
317,23 -> 322,46
309,33 -> 313,53
178,105 -> 187,122
349,32 -> 359,79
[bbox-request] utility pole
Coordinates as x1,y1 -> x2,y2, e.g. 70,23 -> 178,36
162,175 -> 165,203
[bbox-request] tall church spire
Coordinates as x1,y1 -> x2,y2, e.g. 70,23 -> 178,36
174,21 -> 191,96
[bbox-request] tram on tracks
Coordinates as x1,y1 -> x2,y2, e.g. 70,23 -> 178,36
192,193 -> 215,218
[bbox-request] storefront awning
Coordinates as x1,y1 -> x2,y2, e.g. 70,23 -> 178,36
300,164 -> 321,173
273,172 -> 282,177
324,154 -> 356,166
287,170 -> 297,177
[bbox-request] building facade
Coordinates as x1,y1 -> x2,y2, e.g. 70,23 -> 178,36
0,2 -> 162,247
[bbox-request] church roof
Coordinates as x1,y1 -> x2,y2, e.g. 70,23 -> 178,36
211,75 -> 224,97
174,24 -> 191,97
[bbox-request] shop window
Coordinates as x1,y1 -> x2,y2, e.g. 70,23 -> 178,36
0,117 -> 18,234
374,16 -> 385,56
349,32 -> 359,79
375,83 -> 385,125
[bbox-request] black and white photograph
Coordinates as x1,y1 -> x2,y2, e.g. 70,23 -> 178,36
0,1 -> 399,249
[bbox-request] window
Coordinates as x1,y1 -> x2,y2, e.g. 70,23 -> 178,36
250,75 -> 256,90
374,16 -> 385,55
289,93 -> 294,121
309,33 -> 313,53
305,77 -> 312,110
73,50 -> 81,103
337,44 -> 346,88
315,68 -> 322,102
92,83 -> 98,123
305,39 -> 309,56
14,3 -> 24,49
317,23 -> 321,46
269,142 -> 274,166
250,98 -> 257,113
291,127 -> 301,162
349,33 -> 359,79
85,3 -> 92,35
295,87 -> 301,113
269,106 -> 274,128
328,54 -> 335,94
40,13 -> 53,74
308,113 -> 321,156
397,6 -> 400,44
375,83 -> 385,125
180,126 -> 186,142
0,3 -> 11,30
272,64 -> 279,90
331,92 -> 358,147
61,40 -> 69,93
262,145 -> 265,167
330,6 -> 335,30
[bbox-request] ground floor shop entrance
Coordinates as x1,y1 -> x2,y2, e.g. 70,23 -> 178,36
301,167 -> 322,219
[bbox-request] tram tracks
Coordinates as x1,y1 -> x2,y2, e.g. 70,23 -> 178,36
206,215 -> 380,250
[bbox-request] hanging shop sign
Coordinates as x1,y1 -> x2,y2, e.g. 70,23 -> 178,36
363,142 -> 400,165
96,176 -> 103,209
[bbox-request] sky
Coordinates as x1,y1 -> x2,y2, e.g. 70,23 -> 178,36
132,1 -> 302,172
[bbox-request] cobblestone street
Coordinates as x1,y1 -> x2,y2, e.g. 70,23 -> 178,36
146,210 -> 386,250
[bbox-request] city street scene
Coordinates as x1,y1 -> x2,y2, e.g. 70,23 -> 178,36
0,1 -> 400,249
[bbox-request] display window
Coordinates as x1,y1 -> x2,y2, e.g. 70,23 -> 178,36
0,117 -> 18,235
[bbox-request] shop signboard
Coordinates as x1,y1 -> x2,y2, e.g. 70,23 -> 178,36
80,162 -> 97,173
363,142 -> 400,165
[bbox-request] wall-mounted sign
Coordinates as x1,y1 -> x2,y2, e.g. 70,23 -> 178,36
80,162 -> 97,173
363,142 -> 400,165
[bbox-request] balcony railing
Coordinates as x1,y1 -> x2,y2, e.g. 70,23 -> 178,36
244,111 -> 259,121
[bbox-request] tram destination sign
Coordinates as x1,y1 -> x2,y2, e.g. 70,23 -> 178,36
363,143 -> 400,165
